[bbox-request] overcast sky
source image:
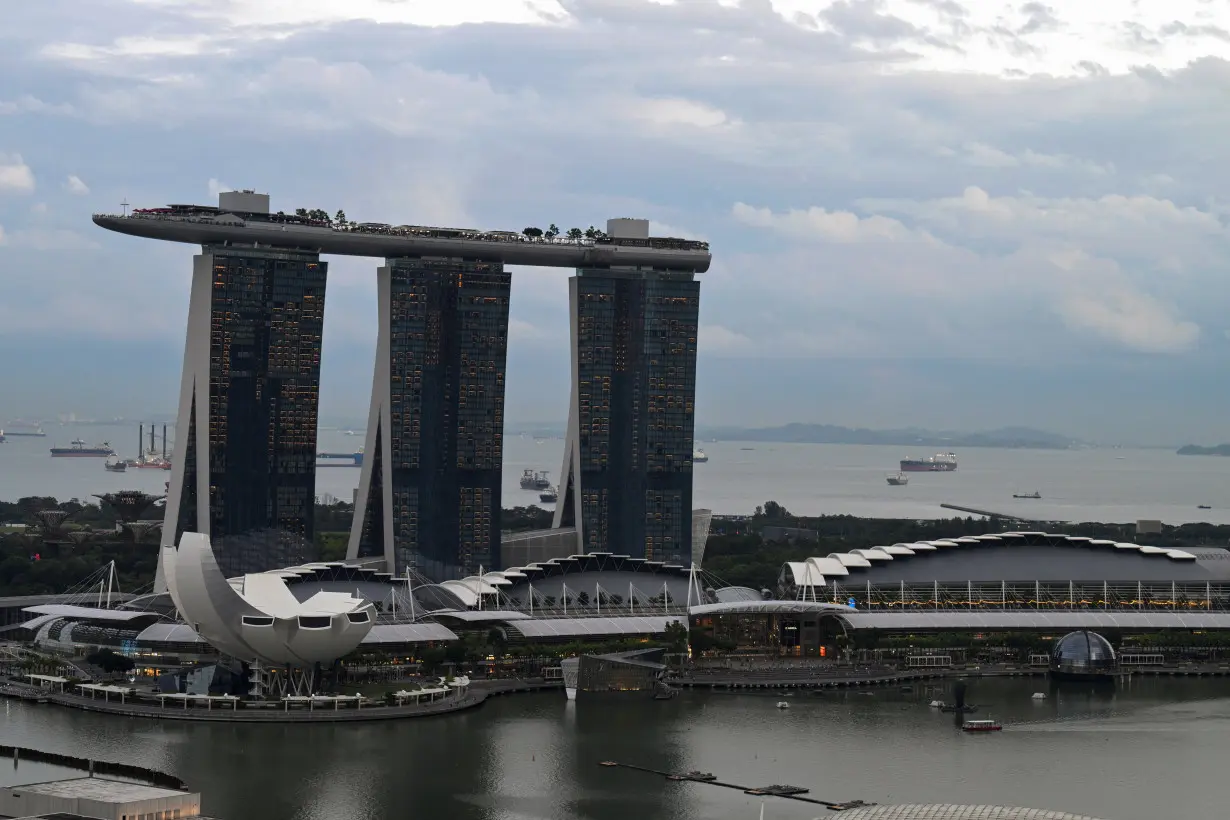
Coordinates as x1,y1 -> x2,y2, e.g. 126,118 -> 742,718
2,0 -> 1230,444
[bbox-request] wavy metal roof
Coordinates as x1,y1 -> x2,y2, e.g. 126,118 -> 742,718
779,531 -> 1210,588
841,611 -> 1230,631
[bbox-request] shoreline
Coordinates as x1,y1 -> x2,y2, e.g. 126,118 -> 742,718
0,679 -> 562,724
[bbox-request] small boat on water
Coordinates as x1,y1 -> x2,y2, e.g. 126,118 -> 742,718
1198,505 -> 1212,510
775,701 -> 790,709
539,486 -> 558,503
1013,491 -> 1042,499
693,449 -> 709,463
886,472 -> 908,486
104,457 -> 127,473
929,700 -> 945,708
962,719 -> 1002,732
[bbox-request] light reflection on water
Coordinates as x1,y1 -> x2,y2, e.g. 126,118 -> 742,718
1,677 -> 1228,820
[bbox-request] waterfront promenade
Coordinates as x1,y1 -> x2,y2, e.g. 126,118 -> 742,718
0,678 -> 561,723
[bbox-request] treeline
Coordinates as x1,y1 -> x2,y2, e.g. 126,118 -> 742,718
0,497 -> 557,596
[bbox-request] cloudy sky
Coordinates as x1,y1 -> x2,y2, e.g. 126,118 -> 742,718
2,0 -> 1230,444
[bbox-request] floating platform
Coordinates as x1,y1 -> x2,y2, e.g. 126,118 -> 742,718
597,761 -> 872,810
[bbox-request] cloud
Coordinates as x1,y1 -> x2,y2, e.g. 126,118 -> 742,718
699,324 -> 753,354
3,0 -> 1230,441
64,175 -> 89,195
0,154 -> 35,193
731,202 -> 933,244
1057,286 -> 1200,354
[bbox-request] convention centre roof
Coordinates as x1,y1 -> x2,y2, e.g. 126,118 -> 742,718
779,532 -> 1228,587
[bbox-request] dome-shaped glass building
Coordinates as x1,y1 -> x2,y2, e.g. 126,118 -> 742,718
1050,630 -> 1117,681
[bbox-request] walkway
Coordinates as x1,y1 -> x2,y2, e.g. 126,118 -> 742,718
0,679 -> 561,723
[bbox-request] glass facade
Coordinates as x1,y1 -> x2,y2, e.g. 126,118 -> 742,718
565,269 -> 699,562
1051,630 -> 1117,676
356,257 -> 510,580
175,247 -> 327,577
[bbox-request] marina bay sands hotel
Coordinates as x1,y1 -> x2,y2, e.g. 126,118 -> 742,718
94,190 -> 711,582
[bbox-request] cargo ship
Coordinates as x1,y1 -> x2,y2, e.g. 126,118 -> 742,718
899,452 -> 957,472
51,439 -> 117,457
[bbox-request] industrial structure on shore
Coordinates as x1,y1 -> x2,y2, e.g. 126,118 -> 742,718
94,192 -> 710,584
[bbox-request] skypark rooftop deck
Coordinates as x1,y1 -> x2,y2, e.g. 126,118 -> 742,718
93,205 -> 711,271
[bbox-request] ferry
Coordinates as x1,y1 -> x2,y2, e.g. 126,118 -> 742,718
900,452 -> 957,472
961,719 -> 1002,732
50,439 -> 116,457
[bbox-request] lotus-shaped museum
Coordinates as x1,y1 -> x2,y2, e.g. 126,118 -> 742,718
162,532 -> 376,667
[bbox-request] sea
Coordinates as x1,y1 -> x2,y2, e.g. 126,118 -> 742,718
3,426 -> 1230,525
2,676 -> 1228,820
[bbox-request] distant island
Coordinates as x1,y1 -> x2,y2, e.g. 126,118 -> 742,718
1177,444 -> 1230,456
697,424 -> 1083,450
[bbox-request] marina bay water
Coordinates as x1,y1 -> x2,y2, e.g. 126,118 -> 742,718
4,427 -> 1230,524
2,677 -> 1228,820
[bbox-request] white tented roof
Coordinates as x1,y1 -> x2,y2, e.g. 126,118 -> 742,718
780,531 -> 1211,588
363,623 -> 459,643
21,605 -> 150,622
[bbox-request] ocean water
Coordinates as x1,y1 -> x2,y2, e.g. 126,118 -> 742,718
2,425 -> 1230,525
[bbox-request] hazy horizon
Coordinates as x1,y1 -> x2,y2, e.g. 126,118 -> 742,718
4,2 -> 1230,445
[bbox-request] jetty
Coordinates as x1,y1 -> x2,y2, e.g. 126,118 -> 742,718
597,761 -> 873,811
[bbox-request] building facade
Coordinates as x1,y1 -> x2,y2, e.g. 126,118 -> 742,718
160,246 -> 327,584
348,257 -> 511,580
554,264 -> 701,563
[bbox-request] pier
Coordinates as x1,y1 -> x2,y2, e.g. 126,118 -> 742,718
597,761 -> 872,811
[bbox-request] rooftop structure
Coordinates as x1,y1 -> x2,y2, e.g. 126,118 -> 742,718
0,777 -> 204,820
93,206 -> 711,271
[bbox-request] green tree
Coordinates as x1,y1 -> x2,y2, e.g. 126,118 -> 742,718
522,227 -> 543,240
566,227 -> 584,240
334,209 -> 348,226
663,620 -> 688,654
545,224 -> 560,240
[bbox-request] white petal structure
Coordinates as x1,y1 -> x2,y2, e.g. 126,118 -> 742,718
164,533 -> 376,667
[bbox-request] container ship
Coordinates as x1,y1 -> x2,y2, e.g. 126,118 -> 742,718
51,439 -> 117,457
900,452 -> 958,472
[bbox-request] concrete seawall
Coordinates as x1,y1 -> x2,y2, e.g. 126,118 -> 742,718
1,680 -> 561,724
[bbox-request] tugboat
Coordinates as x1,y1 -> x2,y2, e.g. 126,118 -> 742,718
540,486 -> 558,503
886,472 -> 908,486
